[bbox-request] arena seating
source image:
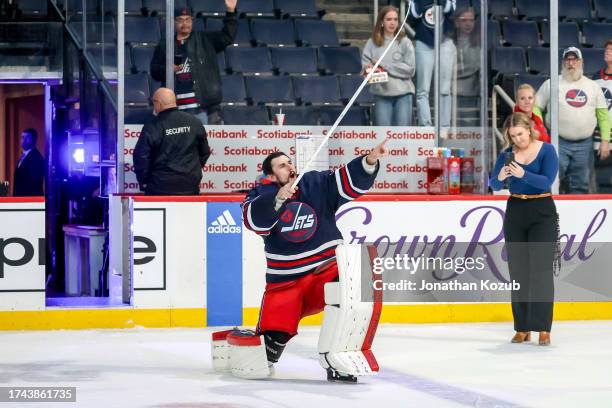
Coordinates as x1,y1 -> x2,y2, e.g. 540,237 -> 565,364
31,0 -> 611,126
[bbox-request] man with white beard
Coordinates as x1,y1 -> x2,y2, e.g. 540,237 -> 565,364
535,47 -> 611,194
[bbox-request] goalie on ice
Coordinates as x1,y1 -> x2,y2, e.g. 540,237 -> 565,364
212,139 -> 388,382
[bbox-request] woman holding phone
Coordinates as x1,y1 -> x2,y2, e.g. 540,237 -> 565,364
489,112 -> 559,346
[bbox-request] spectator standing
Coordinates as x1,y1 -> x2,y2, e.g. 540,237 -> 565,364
410,0 -> 456,127
150,0 -> 237,125
514,84 -> 550,143
13,128 -> 44,196
592,40 -> 612,186
133,88 -> 211,195
451,6 -> 480,99
535,47 -> 611,194
362,5 -> 416,126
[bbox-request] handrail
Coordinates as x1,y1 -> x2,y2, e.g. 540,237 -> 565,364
491,84 -> 515,154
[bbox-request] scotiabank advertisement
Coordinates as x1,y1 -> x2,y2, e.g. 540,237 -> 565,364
123,125 -> 486,194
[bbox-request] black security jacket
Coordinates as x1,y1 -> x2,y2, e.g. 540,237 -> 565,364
133,108 -> 210,195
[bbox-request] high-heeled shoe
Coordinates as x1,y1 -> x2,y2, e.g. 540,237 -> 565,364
511,331 -> 531,343
538,332 -> 551,346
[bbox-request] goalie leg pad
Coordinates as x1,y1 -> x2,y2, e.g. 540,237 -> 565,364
318,244 -> 382,377
227,329 -> 271,379
211,329 -> 233,372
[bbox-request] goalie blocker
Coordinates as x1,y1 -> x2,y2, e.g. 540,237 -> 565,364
211,244 -> 382,382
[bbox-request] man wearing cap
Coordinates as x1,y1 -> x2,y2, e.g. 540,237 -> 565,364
151,0 -> 237,125
535,46 -> 611,194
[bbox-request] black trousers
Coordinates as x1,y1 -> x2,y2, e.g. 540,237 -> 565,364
504,196 -> 557,332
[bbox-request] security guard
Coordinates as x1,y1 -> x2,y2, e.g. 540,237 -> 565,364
134,88 -> 211,195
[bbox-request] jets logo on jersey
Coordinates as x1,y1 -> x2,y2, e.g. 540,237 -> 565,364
423,7 -> 441,28
208,210 -> 242,234
278,202 -> 318,243
565,89 -> 588,108
601,87 -> 612,110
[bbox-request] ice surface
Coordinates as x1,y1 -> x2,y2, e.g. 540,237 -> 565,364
1,321 -> 611,408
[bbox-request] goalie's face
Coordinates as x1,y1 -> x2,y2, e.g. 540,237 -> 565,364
269,155 -> 297,186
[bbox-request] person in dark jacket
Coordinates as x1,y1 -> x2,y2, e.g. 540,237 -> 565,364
13,128 -> 44,197
150,0 -> 237,125
133,88 -> 211,195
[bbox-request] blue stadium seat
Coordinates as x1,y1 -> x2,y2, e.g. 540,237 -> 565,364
149,74 -> 161,95
541,22 -> 580,48
191,0 -> 226,17
515,0 -> 549,21
125,73 -> 150,106
238,0 -> 275,17
251,19 -> 296,47
18,0 -> 48,18
488,0 -> 514,19
502,20 -> 540,47
318,46 -> 362,75
142,0 -> 165,16
88,44 -> 131,72
319,106 -> 369,126
488,20 -> 502,47
594,0 -> 612,22
491,47 -> 527,76
295,20 -> 339,47
125,107 -> 154,124
222,105 -> 270,124
582,22 -> 612,48
131,45 -> 155,73
221,74 -> 247,104
338,75 -> 374,105
225,47 -> 273,74
514,74 -> 549,95
275,0 -> 318,18
292,76 -> 341,105
270,47 -> 318,75
527,47 -> 551,75
581,48 -> 605,76
206,18 -> 252,46
245,76 -> 295,104
124,0 -> 144,15
125,17 -> 160,45
276,106 -> 319,125
217,51 -> 226,73
559,0 -> 592,22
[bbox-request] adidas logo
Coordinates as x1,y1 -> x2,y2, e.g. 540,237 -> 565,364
208,210 -> 242,234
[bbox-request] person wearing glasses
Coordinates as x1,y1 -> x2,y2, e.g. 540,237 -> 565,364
535,47 -> 611,194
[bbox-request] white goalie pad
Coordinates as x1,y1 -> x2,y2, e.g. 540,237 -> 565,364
211,329 -> 271,379
318,244 -> 382,377
211,330 -> 233,372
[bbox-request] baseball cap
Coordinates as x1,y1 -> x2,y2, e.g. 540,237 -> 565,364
562,46 -> 582,60
174,5 -> 193,18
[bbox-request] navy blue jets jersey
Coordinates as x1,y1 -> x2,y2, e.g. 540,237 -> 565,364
242,156 -> 378,283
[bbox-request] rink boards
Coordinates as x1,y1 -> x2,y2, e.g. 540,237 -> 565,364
1,195 -> 612,330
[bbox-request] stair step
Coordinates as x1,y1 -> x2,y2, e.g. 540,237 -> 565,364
323,12 -> 372,24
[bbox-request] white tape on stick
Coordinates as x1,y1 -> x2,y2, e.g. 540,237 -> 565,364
291,1 -> 414,188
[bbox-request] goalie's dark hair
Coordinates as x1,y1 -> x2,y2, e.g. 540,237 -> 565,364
262,152 -> 290,176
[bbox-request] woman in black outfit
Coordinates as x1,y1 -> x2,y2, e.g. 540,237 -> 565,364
490,112 -> 560,346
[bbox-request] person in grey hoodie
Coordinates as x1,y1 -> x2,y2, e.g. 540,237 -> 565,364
362,5 -> 416,126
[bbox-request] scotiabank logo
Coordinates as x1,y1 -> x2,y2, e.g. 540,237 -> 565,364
386,163 -> 427,173
225,146 -> 281,156
355,147 -> 409,156
208,210 -> 242,234
0,237 -> 45,278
